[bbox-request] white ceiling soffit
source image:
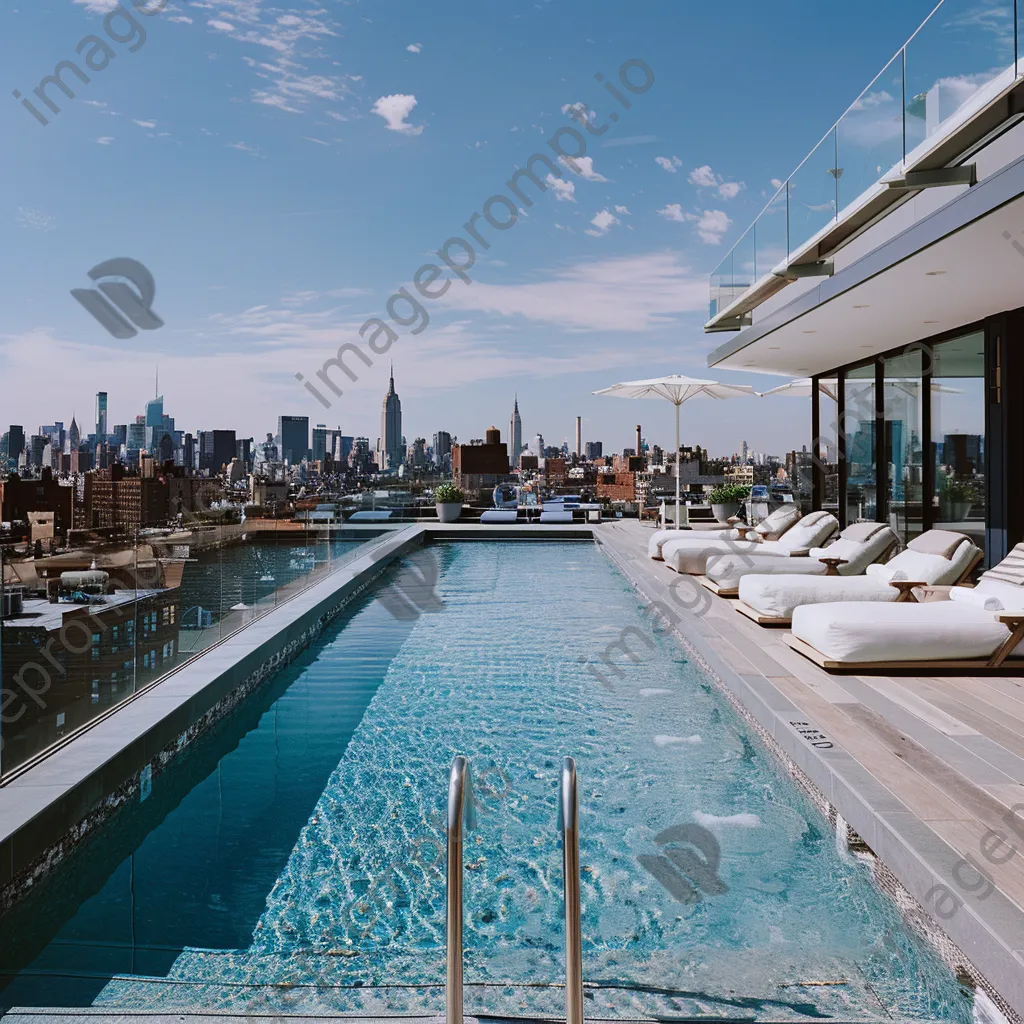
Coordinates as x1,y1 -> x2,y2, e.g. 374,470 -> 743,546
708,159 -> 1024,377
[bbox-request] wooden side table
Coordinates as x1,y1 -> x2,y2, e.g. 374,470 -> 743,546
888,580 -> 926,603
818,557 -> 848,577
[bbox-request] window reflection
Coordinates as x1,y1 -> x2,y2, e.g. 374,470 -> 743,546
883,350 -> 924,545
843,365 -> 877,522
931,331 -> 985,549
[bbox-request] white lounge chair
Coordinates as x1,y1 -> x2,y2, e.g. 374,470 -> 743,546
662,511 -> 839,576
737,530 -> 981,625
785,546 -> 1024,670
647,503 -> 801,560
480,509 -> 518,523
701,522 -> 899,597
539,509 -> 574,524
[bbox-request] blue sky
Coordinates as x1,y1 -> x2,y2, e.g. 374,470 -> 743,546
1,0 -> 942,456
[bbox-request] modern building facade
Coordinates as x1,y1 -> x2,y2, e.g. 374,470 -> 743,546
95,392 -> 108,439
706,6 -> 1024,566
277,416 -> 309,466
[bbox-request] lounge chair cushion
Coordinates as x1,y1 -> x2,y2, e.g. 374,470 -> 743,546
739,574 -> 897,619
480,510 -> 518,523
752,504 -> 802,540
791,601 -> 1010,663
907,529 -> 972,559
980,542 -> 1024,586
774,511 -> 839,552
865,538 -> 977,585
706,525 -> 897,590
648,526 -> 738,559
663,537 -> 763,574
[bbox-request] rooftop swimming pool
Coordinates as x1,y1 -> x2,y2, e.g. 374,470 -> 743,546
0,541 -> 973,1021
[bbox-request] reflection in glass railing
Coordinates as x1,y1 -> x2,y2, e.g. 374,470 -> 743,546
0,524 -> 390,777
709,0 -> 1020,321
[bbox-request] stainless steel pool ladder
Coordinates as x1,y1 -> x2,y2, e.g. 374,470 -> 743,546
446,755 -> 584,1024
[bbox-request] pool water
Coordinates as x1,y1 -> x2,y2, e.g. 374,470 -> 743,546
0,542 -> 972,1021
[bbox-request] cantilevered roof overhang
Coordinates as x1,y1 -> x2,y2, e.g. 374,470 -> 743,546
707,149 -> 1024,377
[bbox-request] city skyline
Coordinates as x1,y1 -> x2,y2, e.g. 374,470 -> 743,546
1,1 -> 943,456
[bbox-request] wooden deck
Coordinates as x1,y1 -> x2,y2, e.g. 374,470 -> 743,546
597,520 -> 1024,1021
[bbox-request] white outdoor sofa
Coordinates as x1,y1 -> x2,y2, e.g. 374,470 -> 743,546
700,521 -> 899,597
661,511 -> 839,576
785,544 -> 1024,672
736,529 -> 982,626
647,503 -> 802,560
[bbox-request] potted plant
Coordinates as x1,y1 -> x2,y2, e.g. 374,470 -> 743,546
433,482 -> 465,523
938,477 -> 975,523
708,484 -> 751,524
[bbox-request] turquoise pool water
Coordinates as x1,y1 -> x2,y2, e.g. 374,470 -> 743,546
0,542 -> 972,1021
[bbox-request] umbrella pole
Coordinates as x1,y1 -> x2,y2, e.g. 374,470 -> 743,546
674,401 -> 681,530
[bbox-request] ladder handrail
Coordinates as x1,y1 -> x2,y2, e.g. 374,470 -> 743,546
561,756 -> 584,1024
447,756 -> 474,1024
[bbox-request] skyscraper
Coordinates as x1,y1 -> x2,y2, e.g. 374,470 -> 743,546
95,392 -> 108,439
65,415 -> 81,455
312,424 -> 328,463
7,425 -> 25,467
509,395 -> 522,465
379,365 -> 403,471
278,415 -> 309,465
575,416 -> 582,458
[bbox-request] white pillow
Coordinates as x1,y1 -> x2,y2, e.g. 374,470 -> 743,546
974,578 -> 1024,612
949,587 -> 1004,611
868,549 -> 954,585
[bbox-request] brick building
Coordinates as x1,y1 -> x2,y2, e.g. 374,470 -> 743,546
0,469 -> 75,539
452,427 -> 510,495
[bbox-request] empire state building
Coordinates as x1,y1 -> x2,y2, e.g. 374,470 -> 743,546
378,365 -> 403,471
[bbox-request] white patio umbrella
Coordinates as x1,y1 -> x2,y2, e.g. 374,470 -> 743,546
593,375 -> 756,530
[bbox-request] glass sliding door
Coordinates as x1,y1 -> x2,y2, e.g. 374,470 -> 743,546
842,364 -> 877,522
931,331 -> 986,548
882,349 -> 925,545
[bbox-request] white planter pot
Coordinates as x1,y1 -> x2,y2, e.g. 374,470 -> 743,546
711,502 -> 740,524
436,501 -> 462,523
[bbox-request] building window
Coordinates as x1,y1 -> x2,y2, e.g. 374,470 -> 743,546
883,349 -> 925,545
931,330 -> 985,546
842,363 -> 877,522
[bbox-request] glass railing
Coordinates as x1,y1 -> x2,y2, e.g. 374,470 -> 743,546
0,520 -> 393,778
709,0 -> 1020,321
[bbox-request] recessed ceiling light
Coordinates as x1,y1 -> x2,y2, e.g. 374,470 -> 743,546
860,345 -> 872,349
796,368 -> 808,372
925,270 -> 946,276
853,304 -> 869,309
923,319 -> 940,324
802,330 -> 817,334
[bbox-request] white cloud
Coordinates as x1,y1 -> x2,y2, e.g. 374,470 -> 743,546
169,14 -> 193,23
371,93 -> 423,135
658,205 -> 732,243
96,136 -> 114,145
209,19 -> 235,31
585,209 -> 619,237
688,164 -> 718,188
770,177 -> 785,189
546,174 -> 575,202
690,209 -> 732,244
657,203 -> 687,223
614,205 -> 630,215
406,42 -> 422,53
15,207 -> 56,231
688,164 -> 744,199
655,155 -> 682,173
133,119 -> 156,129
559,155 -> 607,182
438,251 -> 709,331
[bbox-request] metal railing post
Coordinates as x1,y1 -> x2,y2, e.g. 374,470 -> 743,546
447,756 -> 473,1024
561,756 -> 584,1024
